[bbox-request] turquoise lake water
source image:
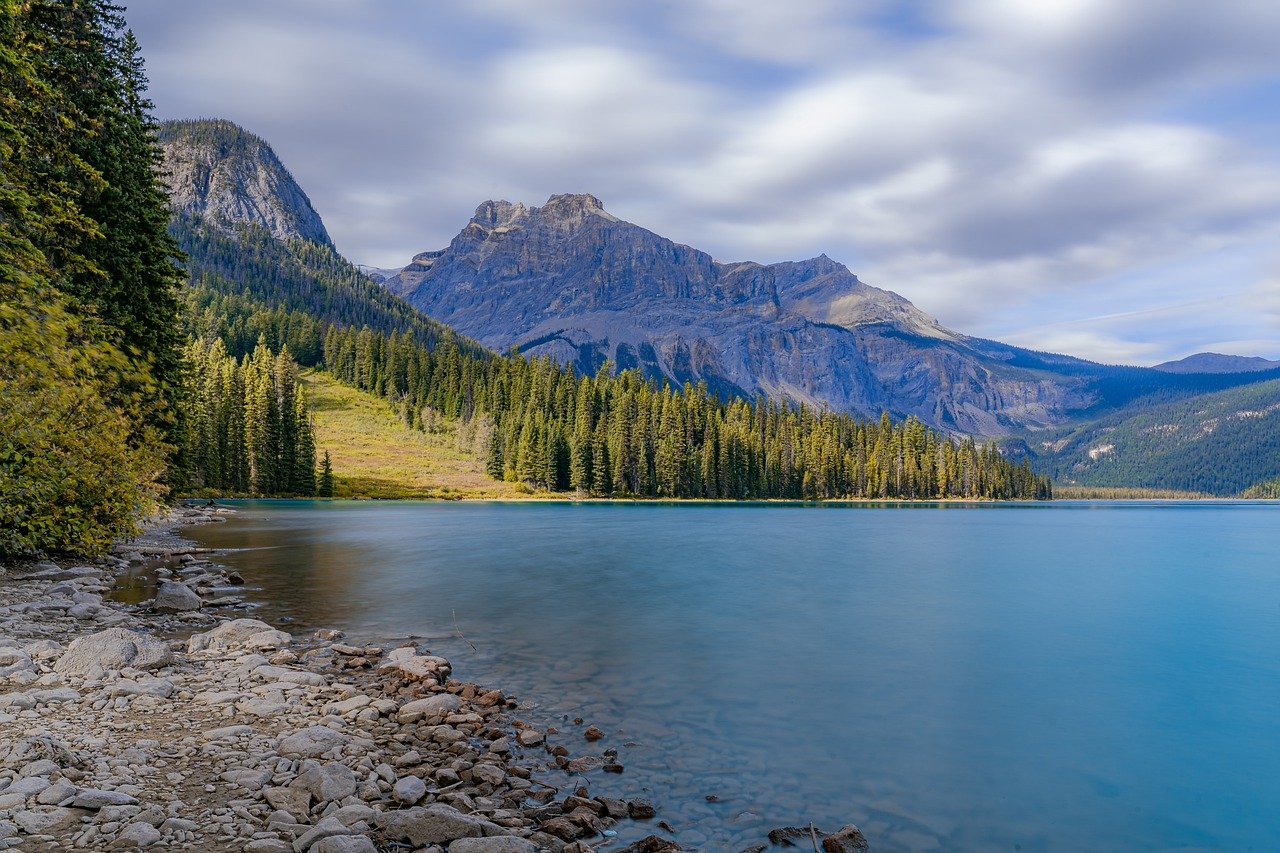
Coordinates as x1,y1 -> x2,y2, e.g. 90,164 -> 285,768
184,501 -> 1280,851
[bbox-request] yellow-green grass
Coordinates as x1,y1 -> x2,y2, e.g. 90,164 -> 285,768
1051,485 -> 1214,500
303,369 -> 527,500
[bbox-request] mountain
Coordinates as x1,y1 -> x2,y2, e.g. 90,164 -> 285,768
382,194 -> 1274,436
159,119 -> 478,364
1153,352 -> 1280,374
158,119 -> 333,248
1030,378 -> 1280,495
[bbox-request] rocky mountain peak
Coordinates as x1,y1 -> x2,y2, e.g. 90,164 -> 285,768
537,193 -> 617,227
471,200 -> 529,230
158,118 -> 333,248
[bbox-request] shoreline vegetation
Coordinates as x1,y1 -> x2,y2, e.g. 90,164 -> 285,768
0,507 -> 876,852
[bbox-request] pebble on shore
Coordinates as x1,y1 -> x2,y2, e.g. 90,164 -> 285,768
0,506 -> 689,853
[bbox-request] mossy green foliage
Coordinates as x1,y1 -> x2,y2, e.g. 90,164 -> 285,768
1,0 -> 179,556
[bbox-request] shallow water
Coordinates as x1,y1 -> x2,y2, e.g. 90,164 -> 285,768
184,500 -> 1280,851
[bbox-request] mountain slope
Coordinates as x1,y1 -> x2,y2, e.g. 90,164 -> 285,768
1031,379 -> 1280,495
1154,352 -> 1280,373
160,119 -> 480,363
159,118 -> 333,247
304,370 -> 521,499
383,194 -> 1276,436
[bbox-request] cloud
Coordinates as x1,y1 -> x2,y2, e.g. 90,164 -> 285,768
124,0 -> 1280,364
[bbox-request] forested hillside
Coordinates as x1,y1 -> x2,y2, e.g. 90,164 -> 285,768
1032,379 -> 1280,495
1,0 -> 183,555
322,325 -> 1051,500
163,118 -> 1049,501
173,212 -> 480,364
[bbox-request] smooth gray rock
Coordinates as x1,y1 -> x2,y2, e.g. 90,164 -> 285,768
187,618 -> 292,653
67,602 -> 99,620
278,726 -> 348,758
375,804 -> 508,845
470,763 -> 506,787
111,820 -> 161,847
108,678 -> 174,699
312,837 -> 376,853
13,807 -> 77,834
244,840 -> 293,853
396,693 -> 461,723
294,761 -> 357,803
218,768 -> 272,791
152,581 -> 202,612
291,815 -> 350,853
263,786 -> 311,820
0,647 -> 33,678
35,781 -> 76,805
252,665 -> 327,687
392,774 -> 426,806
0,693 -> 35,711
53,628 -> 172,676
8,776 -> 50,797
331,803 -> 375,827
72,788 -> 140,809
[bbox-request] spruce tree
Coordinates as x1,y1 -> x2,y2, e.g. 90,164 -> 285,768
318,451 -> 334,498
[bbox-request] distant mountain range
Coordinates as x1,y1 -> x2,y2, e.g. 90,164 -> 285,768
1153,352 -> 1280,374
1030,378 -> 1280,495
157,118 -> 1280,494
379,192 -> 1278,436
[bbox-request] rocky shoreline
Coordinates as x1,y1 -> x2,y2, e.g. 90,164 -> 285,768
0,506 -> 870,853
0,506 -> 697,853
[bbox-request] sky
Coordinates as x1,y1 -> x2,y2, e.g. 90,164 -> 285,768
126,0 -> 1280,365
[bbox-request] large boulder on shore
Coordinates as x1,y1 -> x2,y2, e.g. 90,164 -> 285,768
396,692 -> 462,723
187,618 -> 291,653
375,804 -> 509,846
153,581 -> 202,612
277,726 -> 348,759
0,647 -> 34,679
379,653 -> 451,682
53,628 -> 172,677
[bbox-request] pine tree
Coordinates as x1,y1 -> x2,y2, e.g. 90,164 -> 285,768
317,451 -> 334,498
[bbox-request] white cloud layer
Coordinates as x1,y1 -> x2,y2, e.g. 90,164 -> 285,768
126,0 -> 1280,363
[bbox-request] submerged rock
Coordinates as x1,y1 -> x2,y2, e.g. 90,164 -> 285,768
152,580 -> 202,612
822,824 -> 871,852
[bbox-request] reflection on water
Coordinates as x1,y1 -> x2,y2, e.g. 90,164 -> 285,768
186,500 -> 1280,852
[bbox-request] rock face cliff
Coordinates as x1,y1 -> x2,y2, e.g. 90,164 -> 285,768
383,194 -> 1102,435
158,119 -> 332,248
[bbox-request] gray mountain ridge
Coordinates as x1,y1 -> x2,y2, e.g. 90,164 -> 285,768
158,119 -> 333,248
1152,352 -> 1280,374
383,193 -> 1109,436
156,118 -> 1277,440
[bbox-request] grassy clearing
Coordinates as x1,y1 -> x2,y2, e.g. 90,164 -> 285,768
1051,485 -> 1214,500
303,369 -> 528,500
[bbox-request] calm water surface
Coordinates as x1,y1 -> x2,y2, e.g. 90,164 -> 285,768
184,501 -> 1280,852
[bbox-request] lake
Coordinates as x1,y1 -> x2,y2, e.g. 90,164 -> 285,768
182,500 -> 1280,852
